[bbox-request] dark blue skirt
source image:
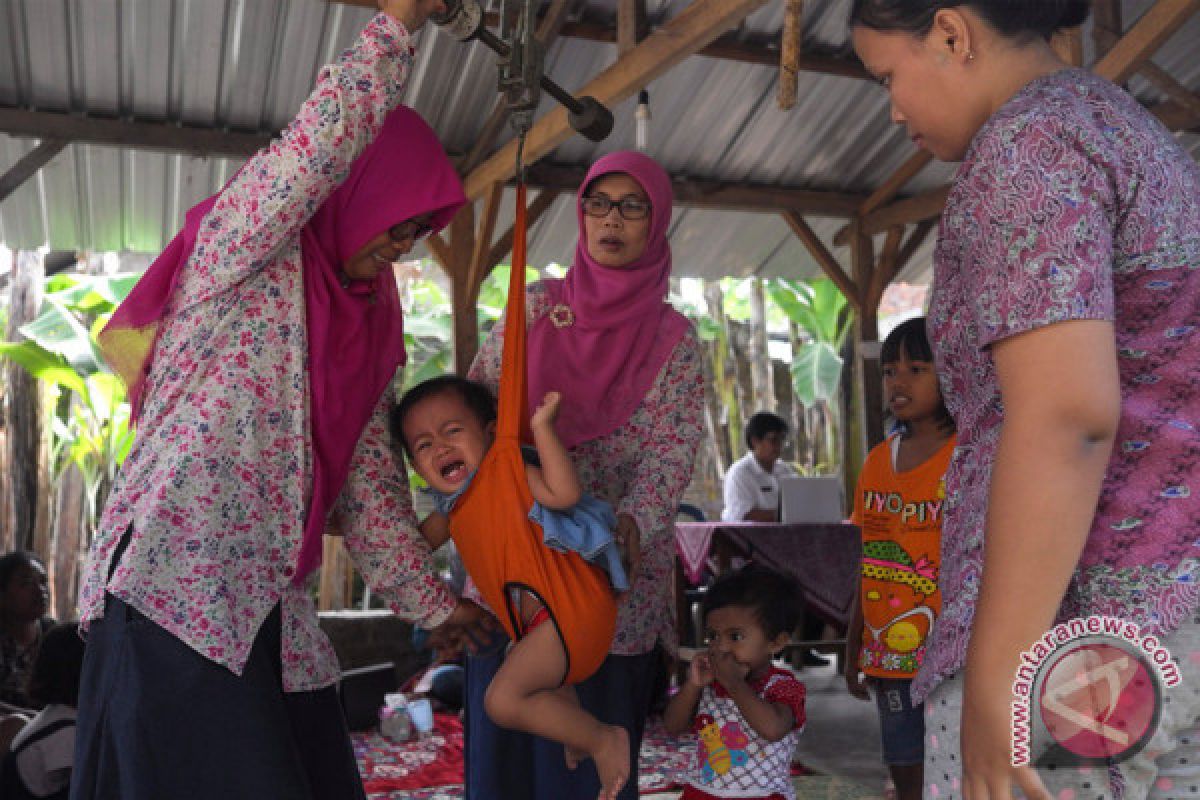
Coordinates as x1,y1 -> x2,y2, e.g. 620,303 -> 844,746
71,594 -> 365,800
463,631 -> 659,800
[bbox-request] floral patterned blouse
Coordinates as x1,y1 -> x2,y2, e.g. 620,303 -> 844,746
78,14 -> 456,693
918,68 -> 1200,701
468,283 -> 706,655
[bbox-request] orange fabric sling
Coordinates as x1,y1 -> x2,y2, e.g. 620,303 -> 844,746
447,183 -> 617,686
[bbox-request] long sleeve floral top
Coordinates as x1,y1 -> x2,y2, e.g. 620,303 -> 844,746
78,14 -> 456,693
468,282 -> 706,655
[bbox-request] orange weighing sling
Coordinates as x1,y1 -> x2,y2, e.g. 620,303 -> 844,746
447,183 -> 617,686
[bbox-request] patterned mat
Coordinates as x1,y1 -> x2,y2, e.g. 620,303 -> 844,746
353,715 -> 698,799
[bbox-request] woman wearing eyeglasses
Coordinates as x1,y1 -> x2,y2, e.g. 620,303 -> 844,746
70,3 -> 498,799
463,150 -> 706,799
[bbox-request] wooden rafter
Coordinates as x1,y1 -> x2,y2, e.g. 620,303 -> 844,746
0,107 -> 270,157
780,210 -> 860,312
328,0 -> 871,81
467,182 -> 505,294
1092,0 -> 1199,84
524,162 -> 865,217
617,0 -> 647,55
0,139 -> 67,204
462,0 -> 772,200
848,0 -> 1200,241
482,11 -> 868,81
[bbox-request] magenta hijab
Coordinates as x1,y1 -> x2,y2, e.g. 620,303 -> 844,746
527,151 -> 689,448
100,106 -> 465,581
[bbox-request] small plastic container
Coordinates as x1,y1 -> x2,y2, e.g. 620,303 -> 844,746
407,697 -> 435,739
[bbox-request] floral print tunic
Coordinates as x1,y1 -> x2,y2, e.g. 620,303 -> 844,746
78,14 -> 456,693
918,68 -> 1200,701
468,283 -> 706,654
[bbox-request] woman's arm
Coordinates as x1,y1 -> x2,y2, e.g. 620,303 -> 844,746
615,329 -> 707,579
962,319 -> 1119,799
174,11 -> 415,311
526,392 -> 583,510
337,395 -> 459,628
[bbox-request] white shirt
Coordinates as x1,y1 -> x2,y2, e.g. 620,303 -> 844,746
721,453 -> 797,522
10,704 -> 75,797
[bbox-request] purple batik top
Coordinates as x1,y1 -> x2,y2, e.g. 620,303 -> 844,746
916,68 -> 1200,702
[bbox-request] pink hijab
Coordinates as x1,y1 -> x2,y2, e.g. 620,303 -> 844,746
100,106 -> 465,581
527,151 -> 689,449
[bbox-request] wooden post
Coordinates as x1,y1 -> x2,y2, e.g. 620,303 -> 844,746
5,250 -> 44,553
748,278 -> 775,412
846,225 -> 880,501
778,0 -> 803,110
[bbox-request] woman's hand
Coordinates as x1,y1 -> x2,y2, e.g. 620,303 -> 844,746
428,598 -> 497,659
962,667 -> 1051,800
377,0 -> 446,33
531,392 -> 562,431
614,513 -> 642,582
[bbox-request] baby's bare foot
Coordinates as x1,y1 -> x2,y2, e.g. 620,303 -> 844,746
591,724 -> 629,800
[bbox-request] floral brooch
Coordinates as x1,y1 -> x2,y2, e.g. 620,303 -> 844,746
548,303 -> 575,328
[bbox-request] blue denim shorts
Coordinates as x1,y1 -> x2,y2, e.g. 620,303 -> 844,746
871,677 -> 925,766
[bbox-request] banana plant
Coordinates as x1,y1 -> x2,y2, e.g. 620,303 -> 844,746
0,273 -> 139,532
768,277 -> 853,473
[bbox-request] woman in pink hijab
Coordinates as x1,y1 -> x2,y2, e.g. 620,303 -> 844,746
466,151 -> 706,799
71,3 -> 490,799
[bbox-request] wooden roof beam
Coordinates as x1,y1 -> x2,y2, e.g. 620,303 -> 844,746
838,0 -> 1200,245
524,162 -> 866,217
1092,0 -> 1199,84
328,0 -> 872,81
462,0 -> 772,201
781,210 -> 860,311
0,139 -> 67,204
0,107 -> 270,157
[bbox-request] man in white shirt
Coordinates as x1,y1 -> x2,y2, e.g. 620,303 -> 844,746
722,412 -> 796,522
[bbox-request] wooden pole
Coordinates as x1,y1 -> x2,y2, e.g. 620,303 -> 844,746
777,0 -> 803,110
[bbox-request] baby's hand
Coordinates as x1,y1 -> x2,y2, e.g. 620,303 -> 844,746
531,392 -> 562,430
710,650 -> 750,687
689,652 -> 716,688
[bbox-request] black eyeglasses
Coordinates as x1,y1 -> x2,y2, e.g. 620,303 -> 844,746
580,195 -> 652,221
389,219 -> 433,244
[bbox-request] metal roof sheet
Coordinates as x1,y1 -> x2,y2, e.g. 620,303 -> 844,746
0,0 -> 1197,288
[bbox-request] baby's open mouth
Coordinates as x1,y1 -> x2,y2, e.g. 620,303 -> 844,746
440,461 -> 467,481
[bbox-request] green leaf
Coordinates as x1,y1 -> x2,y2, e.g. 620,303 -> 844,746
791,341 -> 843,408
18,298 -> 102,375
0,340 -> 88,395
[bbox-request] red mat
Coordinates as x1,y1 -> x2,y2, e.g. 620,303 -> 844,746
352,714 -> 699,798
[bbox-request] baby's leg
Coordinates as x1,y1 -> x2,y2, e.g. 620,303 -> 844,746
485,622 -> 629,800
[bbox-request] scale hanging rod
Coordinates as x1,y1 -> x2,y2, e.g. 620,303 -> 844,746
431,0 -> 614,142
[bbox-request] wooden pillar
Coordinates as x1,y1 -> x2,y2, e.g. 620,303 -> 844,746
845,225 -> 879,504
5,250 -> 44,553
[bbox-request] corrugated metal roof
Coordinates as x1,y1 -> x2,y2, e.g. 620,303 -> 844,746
0,0 -> 1197,288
